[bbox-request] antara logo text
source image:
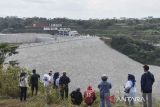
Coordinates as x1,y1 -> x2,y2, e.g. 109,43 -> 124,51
106,95 -> 145,104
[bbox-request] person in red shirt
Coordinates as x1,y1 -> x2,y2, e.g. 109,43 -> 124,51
84,86 -> 96,107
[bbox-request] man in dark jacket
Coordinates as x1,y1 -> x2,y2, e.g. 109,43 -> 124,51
59,72 -> 71,99
30,69 -> 40,96
141,65 -> 155,107
70,88 -> 83,106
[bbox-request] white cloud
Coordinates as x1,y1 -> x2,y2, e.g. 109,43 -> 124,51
0,0 -> 160,19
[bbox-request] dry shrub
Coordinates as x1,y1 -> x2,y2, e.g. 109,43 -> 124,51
0,66 -> 29,98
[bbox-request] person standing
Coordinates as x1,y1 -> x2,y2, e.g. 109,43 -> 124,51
30,69 -> 40,96
98,74 -> 112,107
43,72 -> 52,102
70,88 -> 83,106
84,86 -> 96,107
141,65 -> 155,107
55,74 -> 60,88
55,74 -> 61,97
19,72 -> 28,101
124,74 -> 136,106
53,72 -> 60,88
49,71 -> 54,86
59,72 -> 71,99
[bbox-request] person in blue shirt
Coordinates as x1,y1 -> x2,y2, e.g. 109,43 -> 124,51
98,74 -> 112,107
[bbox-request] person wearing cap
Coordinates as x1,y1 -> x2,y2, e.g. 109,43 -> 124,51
30,69 -> 40,96
59,72 -> 71,99
84,86 -> 96,107
124,74 -> 136,106
98,74 -> 112,107
141,65 -> 155,107
70,88 -> 83,106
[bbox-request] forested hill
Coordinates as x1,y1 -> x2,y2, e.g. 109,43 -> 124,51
1,16 -> 160,66
1,16 -> 160,38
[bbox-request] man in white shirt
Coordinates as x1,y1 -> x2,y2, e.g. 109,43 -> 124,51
43,72 -> 52,101
43,73 -> 51,87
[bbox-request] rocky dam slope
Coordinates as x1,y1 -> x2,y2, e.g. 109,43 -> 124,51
5,34 -> 160,98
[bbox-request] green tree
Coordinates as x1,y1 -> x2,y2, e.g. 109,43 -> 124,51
0,43 -> 18,67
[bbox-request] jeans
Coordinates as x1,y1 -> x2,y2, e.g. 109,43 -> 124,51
142,93 -> 152,107
20,87 -> 27,101
100,93 -> 111,107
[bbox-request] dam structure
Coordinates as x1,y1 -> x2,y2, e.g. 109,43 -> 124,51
2,33 -> 160,97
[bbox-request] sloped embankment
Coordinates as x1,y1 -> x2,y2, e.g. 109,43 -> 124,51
7,36 -> 160,97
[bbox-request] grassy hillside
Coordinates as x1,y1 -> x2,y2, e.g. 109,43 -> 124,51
101,36 -> 160,66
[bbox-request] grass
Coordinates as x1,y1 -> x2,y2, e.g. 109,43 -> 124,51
0,98 -> 145,107
0,89 -> 157,107
0,66 -> 159,107
0,84 -> 159,107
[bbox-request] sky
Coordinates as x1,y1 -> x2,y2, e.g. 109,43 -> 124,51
0,0 -> 160,19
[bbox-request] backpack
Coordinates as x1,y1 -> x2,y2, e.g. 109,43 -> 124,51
84,91 -> 95,105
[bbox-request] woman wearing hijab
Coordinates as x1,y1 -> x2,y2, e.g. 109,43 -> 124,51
124,74 -> 136,106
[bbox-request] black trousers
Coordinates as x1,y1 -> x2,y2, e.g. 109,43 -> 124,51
60,86 -> 69,99
20,87 -> 27,101
31,84 -> 38,95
